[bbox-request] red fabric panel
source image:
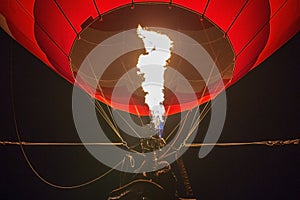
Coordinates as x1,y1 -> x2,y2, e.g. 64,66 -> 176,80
55,0 -> 99,33
1,1 -> 33,37
95,0 -> 131,14
34,25 -> 74,82
232,26 -> 269,82
34,0 -> 76,55
0,0 -> 52,69
253,0 -> 300,68
172,0 -> 207,14
269,0 -> 286,16
134,0 -> 169,3
17,0 -> 35,16
205,0 -> 247,32
227,0 -> 270,54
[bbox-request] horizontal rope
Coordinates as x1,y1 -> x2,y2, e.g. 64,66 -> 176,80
0,141 -> 123,146
186,139 -> 299,147
1,139 -> 298,147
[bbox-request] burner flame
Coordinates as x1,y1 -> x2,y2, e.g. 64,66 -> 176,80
136,25 -> 173,137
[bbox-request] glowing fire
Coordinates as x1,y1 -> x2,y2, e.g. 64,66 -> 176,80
136,25 -> 173,137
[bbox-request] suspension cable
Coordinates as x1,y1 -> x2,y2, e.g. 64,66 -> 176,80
186,139 -> 300,147
2,139 -> 298,147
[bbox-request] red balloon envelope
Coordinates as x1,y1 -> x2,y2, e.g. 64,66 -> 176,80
0,0 -> 299,116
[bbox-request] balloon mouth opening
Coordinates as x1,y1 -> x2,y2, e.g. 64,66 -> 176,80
69,3 -> 235,116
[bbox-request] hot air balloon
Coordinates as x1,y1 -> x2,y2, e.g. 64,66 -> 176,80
1,1 -> 299,199
1,0 -> 298,116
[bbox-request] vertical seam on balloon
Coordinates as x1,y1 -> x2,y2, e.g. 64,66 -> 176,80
236,0 -> 288,57
225,0 -> 249,84
92,0 -> 101,17
225,0 -> 249,36
14,0 -> 34,18
53,0 -> 78,35
169,0 -> 173,8
202,0 -> 210,17
15,0 -> 68,57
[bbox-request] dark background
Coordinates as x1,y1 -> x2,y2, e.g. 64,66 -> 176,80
0,28 -> 299,199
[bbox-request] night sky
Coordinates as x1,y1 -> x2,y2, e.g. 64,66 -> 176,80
1,28 -> 299,200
